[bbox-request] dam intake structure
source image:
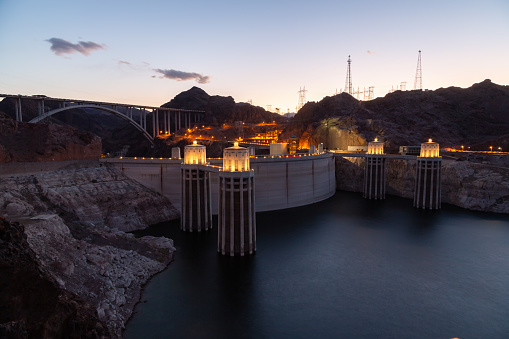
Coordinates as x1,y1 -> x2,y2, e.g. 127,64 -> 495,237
414,139 -> 442,209
180,141 -> 213,232
218,143 -> 256,256
364,138 -> 386,200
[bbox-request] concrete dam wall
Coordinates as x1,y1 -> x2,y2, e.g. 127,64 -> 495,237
102,152 -> 336,214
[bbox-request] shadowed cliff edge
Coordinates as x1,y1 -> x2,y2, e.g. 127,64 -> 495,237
0,164 -> 179,337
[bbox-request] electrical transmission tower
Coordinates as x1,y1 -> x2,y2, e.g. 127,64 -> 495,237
297,86 -> 307,111
414,50 -> 422,90
400,82 -> 407,91
344,55 -> 353,95
367,86 -> 374,100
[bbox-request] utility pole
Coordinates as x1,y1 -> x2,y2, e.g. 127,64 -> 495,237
414,50 -> 422,90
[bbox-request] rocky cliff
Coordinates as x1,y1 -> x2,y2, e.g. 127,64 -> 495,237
335,157 -> 509,213
0,164 -> 178,232
0,164 -> 179,337
0,217 -> 111,338
283,80 -> 509,153
0,112 -> 102,163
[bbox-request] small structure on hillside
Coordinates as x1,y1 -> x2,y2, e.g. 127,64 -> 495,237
413,139 -> 441,209
218,142 -> 256,256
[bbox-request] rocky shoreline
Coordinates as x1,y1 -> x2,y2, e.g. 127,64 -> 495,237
0,164 -> 179,337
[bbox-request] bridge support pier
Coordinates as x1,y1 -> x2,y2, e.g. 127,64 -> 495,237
364,155 -> 386,199
14,97 -> 22,122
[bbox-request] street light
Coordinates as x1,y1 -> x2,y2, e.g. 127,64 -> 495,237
490,146 -> 493,152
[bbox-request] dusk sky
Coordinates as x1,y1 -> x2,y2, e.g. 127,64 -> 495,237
1,0 -> 508,113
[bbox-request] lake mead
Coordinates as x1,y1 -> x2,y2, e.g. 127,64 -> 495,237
125,191 -> 509,338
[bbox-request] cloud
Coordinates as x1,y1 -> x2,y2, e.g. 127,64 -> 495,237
367,50 -> 376,55
46,38 -> 106,56
118,60 -> 131,65
154,68 -> 210,84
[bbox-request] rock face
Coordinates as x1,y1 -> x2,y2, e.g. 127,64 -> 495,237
22,215 -> 175,337
0,217 -> 111,338
0,112 -> 102,163
335,157 -> 509,213
0,164 -> 179,337
283,80 -> 509,152
0,164 -> 179,232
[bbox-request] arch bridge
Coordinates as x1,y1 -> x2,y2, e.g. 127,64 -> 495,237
0,94 -> 206,143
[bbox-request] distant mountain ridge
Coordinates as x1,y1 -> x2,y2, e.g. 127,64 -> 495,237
281,79 -> 509,152
161,87 -> 286,125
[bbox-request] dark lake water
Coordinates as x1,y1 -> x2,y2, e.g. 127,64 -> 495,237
125,191 -> 509,339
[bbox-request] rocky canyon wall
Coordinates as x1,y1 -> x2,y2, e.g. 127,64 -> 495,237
335,156 -> 509,214
0,163 -> 179,232
0,164 -> 179,337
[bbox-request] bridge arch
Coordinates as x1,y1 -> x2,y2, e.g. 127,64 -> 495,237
29,104 -> 154,143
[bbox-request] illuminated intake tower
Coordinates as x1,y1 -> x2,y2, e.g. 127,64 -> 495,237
364,138 -> 386,199
413,139 -> 442,209
218,143 -> 256,256
181,141 -> 212,232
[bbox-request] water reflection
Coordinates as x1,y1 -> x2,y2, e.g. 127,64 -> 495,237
126,191 -> 509,339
